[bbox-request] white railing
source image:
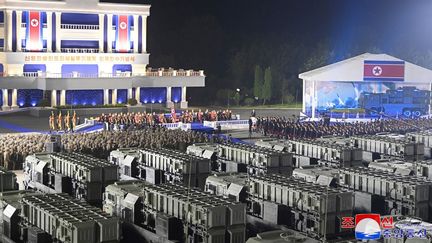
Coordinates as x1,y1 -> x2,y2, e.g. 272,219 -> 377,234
22,48 -> 48,52
61,24 -> 99,30
145,69 -> 205,77
21,23 -> 47,28
61,48 -> 100,53
10,69 -> 205,79
112,26 -> 135,31
204,120 -> 248,130
161,122 -> 191,131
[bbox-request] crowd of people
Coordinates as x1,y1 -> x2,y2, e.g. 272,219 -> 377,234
0,133 -> 51,170
255,116 -> 432,139
0,127 -> 223,170
96,109 -> 234,129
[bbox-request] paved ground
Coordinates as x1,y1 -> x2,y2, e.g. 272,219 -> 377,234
0,108 -> 300,134
227,108 -> 301,120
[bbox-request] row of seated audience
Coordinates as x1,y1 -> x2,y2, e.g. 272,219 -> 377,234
96,109 -> 233,127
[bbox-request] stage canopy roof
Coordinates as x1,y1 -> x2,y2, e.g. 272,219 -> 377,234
299,53 -> 432,83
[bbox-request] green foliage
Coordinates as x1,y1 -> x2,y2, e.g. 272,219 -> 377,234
127,98 -> 138,106
216,89 -> 235,104
282,94 -> 295,104
262,67 -> 272,104
244,97 -> 255,106
253,65 -> 263,99
37,99 -> 50,107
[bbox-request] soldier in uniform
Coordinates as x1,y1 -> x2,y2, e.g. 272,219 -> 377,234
49,111 -> 55,131
64,111 -> 70,132
57,111 -> 63,131
72,111 -> 77,131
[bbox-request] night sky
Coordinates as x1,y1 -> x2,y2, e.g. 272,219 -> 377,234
103,0 -> 432,104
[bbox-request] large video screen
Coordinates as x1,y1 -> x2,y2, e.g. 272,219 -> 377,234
304,81 -> 431,118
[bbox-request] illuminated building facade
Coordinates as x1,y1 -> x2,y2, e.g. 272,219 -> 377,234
0,0 -> 205,109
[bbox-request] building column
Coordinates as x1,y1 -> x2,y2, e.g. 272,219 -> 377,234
98,14 -> 104,53
2,89 -> 9,110
55,12 -> 62,52
111,89 -> 117,104
135,87 -> 141,104
133,15 -> 139,53
104,89 -> 109,105
51,90 -> 57,107
46,11 -> 52,52
11,89 -> 18,109
60,90 -> 66,106
107,14 -> 113,53
5,10 -> 13,52
166,87 -> 174,108
16,11 -> 22,52
180,86 -> 188,109
127,88 -> 133,101
141,16 -> 147,53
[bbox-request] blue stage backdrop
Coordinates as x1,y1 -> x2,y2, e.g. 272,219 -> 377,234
172,87 -> 182,103
61,13 -> 98,25
112,64 -> 132,74
140,88 -> 167,104
66,90 -> 103,106
62,64 -> 98,77
0,89 -> 2,106
117,89 -> 127,104
23,64 -> 46,73
17,89 -> 43,107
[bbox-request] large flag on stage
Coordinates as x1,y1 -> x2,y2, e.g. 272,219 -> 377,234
363,60 -> 405,81
115,15 -> 130,53
26,11 -> 43,51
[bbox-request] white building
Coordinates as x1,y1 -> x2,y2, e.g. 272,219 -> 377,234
0,0 -> 205,110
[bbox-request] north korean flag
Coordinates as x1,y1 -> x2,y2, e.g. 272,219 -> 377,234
116,15 -> 130,53
26,11 -> 43,51
364,60 -> 405,81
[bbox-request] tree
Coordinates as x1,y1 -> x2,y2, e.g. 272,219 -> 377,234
253,65 -> 263,99
262,67 -> 272,105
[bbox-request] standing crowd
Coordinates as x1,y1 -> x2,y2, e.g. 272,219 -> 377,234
255,116 -> 432,139
0,127 -> 222,170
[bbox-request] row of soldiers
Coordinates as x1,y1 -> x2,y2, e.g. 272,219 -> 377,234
256,116 -> 432,139
49,111 -> 79,132
0,127 -> 220,169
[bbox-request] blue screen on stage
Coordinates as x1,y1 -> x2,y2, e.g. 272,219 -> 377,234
172,87 -> 182,103
304,81 -> 431,118
66,90 -> 103,106
117,89 -> 127,104
17,89 -> 43,107
140,88 -> 167,104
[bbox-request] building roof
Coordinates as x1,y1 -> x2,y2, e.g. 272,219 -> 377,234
0,0 -> 150,15
299,53 -> 432,83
